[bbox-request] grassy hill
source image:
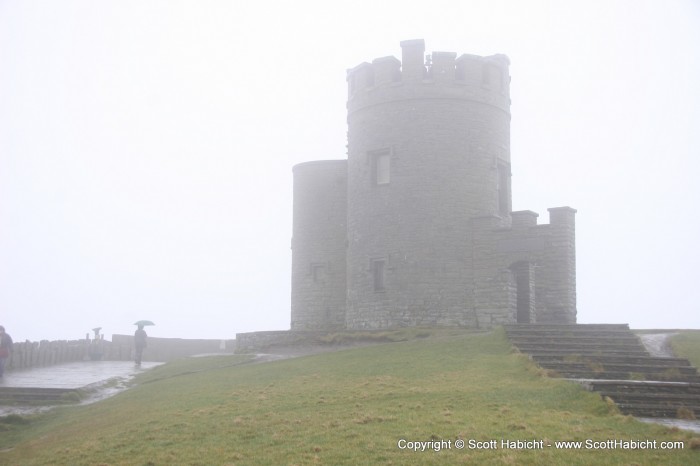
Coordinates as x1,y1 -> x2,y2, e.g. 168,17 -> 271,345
1,328 -> 698,465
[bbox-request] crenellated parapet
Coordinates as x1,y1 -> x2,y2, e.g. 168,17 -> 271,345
346,39 -> 511,115
470,207 -> 577,324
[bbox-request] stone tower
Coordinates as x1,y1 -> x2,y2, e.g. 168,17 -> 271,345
291,160 -> 347,330
291,40 -> 577,331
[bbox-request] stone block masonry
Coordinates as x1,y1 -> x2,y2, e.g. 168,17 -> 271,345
290,40 -> 576,331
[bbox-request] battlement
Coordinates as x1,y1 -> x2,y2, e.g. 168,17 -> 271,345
472,207 -> 578,233
347,39 -> 510,111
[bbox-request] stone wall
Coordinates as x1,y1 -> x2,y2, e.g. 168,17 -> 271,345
234,330 -> 324,353
111,335 -> 235,362
3,336 -> 236,370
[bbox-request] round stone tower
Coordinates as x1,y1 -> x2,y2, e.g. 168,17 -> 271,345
290,160 -> 347,330
344,39 -> 512,329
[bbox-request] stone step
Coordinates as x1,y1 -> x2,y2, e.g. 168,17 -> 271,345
531,354 -> 692,367
508,336 -> 641,346
581,380 -> 700,395
505,324 -> 700,418
558,370 -> 700,382
504,324 -> 631,331
537,361 -> 698,377
513,342 -> 648,354
506,330 -> 639,340
597,391 -> 700,404
511,336 -> 646,345
508,332 -> 642,345
0,387 -> 81,404
516,343 -> 644,351
504,325 -> 636,341
522,349 -> 651,358
610,402 -> 699,418
505,329 -> 635,337
579,380 -> 700,418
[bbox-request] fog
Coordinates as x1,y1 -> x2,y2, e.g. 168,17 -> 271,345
1,0 -> 698,342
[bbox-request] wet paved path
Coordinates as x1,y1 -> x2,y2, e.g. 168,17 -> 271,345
0,361 -> 162,416
638,332 -> 678,357
0,361 -> 161,389
638,332 -> 700,433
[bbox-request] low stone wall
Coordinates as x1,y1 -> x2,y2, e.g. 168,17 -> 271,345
235,330 -> 325,353
111,335 -> 236,362
3,336 -> 236,371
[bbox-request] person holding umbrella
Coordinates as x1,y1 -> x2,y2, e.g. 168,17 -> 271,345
133,320 -> 153,366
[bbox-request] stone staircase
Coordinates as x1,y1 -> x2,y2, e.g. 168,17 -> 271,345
504,324 -> 700,418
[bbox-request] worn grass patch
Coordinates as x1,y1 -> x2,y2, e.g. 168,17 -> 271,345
0,330 -> 697,465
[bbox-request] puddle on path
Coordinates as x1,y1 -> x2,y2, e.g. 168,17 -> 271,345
638,417 -> 700,433
638,333 -> 678,358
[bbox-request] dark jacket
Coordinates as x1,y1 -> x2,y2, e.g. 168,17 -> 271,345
134,329 -> 148,349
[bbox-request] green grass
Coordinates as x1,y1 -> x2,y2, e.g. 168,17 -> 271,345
0,329 -> 698,465
670,330 -> 700,368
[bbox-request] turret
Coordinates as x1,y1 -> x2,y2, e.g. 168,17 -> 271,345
344,40 -> 512,329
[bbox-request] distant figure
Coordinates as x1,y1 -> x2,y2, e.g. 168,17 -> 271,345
134,325 -> 148,366
0,325 -> 13,377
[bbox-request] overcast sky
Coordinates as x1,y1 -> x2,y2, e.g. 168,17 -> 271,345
1,0 -> 699,342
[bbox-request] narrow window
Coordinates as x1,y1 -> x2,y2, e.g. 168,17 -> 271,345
497,162 -> 511,215
311,263 -> 325,283
455,65 -> 465,81
372,259 -> 386,292
373,152 -> 391,185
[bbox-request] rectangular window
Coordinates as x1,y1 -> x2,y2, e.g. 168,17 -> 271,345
311,263 -> 325,283
372,259 -> 386,291
370,150 -> 391,185
375,153 -> 390,185
497,162 -> 511,215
